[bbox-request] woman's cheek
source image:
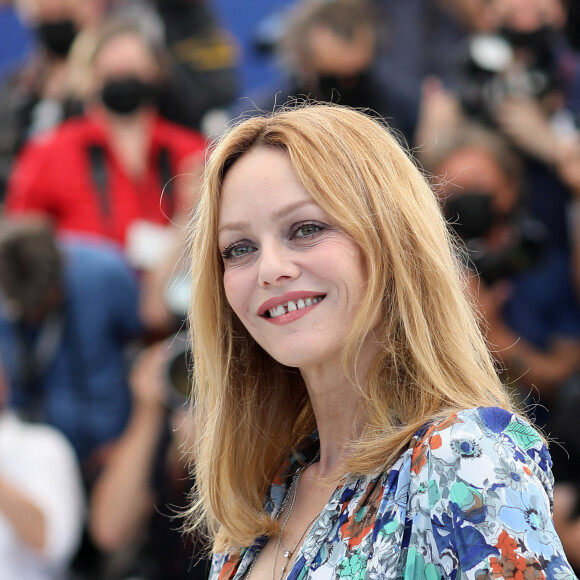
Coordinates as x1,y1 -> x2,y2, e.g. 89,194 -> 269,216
223,270 -> 248,320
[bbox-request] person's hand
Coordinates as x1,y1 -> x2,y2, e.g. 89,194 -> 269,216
494,95 -> 559,163
415,76 -> 464,156
0,474 -> 46,552
553,483 -> 580,566
549,337 -> 580,374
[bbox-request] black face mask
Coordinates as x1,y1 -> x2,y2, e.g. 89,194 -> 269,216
101,77 -> 160,115
35,19 -> 78,57
444,192 -> 495,240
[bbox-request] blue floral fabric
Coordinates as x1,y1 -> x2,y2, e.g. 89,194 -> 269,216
210,407 -> 577,579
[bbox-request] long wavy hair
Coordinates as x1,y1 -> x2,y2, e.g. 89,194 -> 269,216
185,104 -> 512,552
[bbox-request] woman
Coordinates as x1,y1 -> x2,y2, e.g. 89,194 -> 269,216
186,105 -> 575,579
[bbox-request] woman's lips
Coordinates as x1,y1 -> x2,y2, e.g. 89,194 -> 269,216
258,291 -> 326,321
265,295 -> 324,319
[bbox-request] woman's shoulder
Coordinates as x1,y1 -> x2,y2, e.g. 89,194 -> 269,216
418,407 -> 547,454
407,406 -> 553,492
421,405 -> 541,437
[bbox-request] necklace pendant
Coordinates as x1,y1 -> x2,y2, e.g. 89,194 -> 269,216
283,550 -> 290,559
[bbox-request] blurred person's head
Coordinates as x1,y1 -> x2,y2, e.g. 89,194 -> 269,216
81,17 -> 167,117
0,220 -> 64,326
424,125 -> 547,285
16,0 -> 106,58
279,0 -> 377,104
427,124 -> 522,240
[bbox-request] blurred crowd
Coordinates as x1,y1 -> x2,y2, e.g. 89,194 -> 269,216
1,0 -> 580,578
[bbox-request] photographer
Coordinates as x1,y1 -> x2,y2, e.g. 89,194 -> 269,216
235,0 -> 418,146
4,15 -> 206,255
546,135 -> 580,576
90,336 -> 209,580
417,0 -> 580,253
0,0 -> 106,201
426,124 -> 580,414
0,219 -> 142,470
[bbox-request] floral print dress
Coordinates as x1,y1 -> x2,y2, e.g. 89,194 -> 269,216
210,407 -> 577,579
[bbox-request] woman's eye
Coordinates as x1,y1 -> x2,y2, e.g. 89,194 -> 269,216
293,222 -> 324,238
221,242 -> 255,260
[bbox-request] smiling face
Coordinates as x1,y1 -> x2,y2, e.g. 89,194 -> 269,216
218,147 -> 371,373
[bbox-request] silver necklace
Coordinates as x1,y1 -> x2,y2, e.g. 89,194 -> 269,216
271,469 -> 320,580
245,452 -> 321,580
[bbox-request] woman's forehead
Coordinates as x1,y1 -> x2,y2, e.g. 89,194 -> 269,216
217,148 -> 319,225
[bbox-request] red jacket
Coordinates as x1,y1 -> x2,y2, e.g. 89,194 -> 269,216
5,113 -> 206,245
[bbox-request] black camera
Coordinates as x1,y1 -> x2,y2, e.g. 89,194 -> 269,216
163,331 -> 193,409
444,193 -> 547,285
455,31 -> 557,126
464,217 -> 548,285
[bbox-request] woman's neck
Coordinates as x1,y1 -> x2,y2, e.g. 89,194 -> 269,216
301,359 -> 371,479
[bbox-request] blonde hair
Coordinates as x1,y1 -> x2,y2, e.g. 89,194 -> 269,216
186,104 -> 512,552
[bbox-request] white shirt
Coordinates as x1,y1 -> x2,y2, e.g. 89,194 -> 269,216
0,411 -> 85,580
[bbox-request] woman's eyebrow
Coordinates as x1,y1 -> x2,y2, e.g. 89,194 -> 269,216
217,199 -> 319,235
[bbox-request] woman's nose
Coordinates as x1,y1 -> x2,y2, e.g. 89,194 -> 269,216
258,241 -> 301,287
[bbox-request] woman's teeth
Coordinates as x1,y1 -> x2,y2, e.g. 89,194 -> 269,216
268,296 -> 323,319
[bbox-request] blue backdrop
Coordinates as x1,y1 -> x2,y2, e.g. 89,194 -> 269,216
212,0 -> 296,96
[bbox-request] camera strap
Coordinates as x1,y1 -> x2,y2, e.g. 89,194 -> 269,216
86,143 -> 175,232
157,146 -> 175,218
87,144 -> 112,232
14,308 -> 65,422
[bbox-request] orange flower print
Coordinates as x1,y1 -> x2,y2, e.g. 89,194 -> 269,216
490,531 -> 545,580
